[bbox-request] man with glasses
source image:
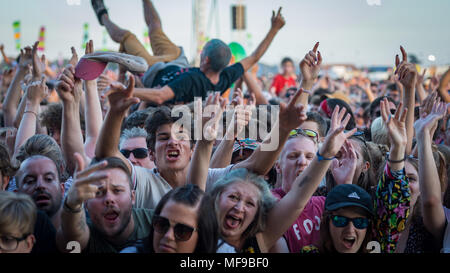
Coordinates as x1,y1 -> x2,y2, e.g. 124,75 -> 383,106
119,127 -> 155,170
56,157 -> 153,253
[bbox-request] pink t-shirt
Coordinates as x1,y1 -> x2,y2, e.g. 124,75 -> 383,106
271,188 -> 326,253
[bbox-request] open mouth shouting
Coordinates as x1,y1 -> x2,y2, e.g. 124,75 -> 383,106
103,209 -> 120,225
341,236 -> 357,250
224,213 -> 243,230
166,149 -> 181,162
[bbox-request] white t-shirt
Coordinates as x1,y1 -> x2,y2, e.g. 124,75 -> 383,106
131,164 -> 234,210
441,206 -> 450,253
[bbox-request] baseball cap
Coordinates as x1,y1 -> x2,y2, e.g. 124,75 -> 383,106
325,184 -> 374,216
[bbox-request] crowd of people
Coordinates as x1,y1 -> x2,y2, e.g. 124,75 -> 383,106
0,0 -> 449,254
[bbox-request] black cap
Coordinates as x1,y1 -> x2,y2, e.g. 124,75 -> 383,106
325,184 -> 374,216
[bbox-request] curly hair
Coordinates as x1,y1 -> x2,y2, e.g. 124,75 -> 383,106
0,143 -> 18,177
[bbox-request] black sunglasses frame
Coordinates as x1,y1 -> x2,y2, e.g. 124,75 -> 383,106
120,148 -> 149,159
152,215 -> 197,241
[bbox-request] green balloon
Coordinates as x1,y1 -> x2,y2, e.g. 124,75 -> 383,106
228,42 -> 246,62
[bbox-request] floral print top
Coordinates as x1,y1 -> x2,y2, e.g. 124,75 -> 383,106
373,163 -> 411,253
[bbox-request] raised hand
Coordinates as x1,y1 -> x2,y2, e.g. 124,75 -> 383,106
85,39 -> 94,55
278,88 -> 307,132
25,75 -> 48,104
299,42 -> 322,89
18,46 -> 33,71
395,46 -> 418,90
55,65 -> 82,103
201,92 -> 227,141
271,7 -> 285,31
416,68 -> 426,87
105,75 -> 140,113
69,47 -> 79,67
331,140 -> 357,185
229,88 -> 253,139
65,153 -> 108,210
31,41 -> 46,80
380,97 -> 407,146
414,97 -> 448,138
319,106 -> 357,159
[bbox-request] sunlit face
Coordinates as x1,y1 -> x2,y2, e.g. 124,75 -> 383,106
151,124 -> 192,173
120,137 -> 155,170
217,182 -> 260,243
153,200 -> 199,253
0,172 -> 9,191
278,137 -> 317,193
329,207 -> 368,253
17,156 -> 64,218
86,168 -> 135,239
405,161 -> 420,208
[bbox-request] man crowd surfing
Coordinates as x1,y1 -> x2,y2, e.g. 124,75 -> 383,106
0,0 -> 449,254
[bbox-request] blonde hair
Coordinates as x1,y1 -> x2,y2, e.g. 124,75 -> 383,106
371,117 -> 390,147
0,191 -> 37,235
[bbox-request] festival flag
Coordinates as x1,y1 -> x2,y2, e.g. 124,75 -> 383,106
143,30 -> 150,50
102,29 -> 108,51
82,23 -> 89,49
13,20 -> 21,51
38,26 -> 45,52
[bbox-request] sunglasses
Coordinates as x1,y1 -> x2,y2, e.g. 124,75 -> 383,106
289,128 -> 319,143
120,148 -> 149,159
330,215 -> 369,229
152,215 -> 197,241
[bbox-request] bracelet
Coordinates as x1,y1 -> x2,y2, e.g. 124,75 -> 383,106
24,110 -> 38,117
386,152 -> 406,163
317,150 -> 335,162
63,197 -> 83,214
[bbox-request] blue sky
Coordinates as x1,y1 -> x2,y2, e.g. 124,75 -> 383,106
0,0 -> 449,67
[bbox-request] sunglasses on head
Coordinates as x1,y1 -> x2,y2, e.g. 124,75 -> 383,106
120,148 -> 149,159
289,128 -> 319,143
152,215 -> 197,241
330,215 -> 369,229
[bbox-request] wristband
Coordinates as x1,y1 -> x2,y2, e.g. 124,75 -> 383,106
386,152 -> 406,163
63,197 -> 83,214
24,110 -> 38,117
317,150 -> 335,162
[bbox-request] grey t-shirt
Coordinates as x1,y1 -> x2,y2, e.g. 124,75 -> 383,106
84,208 -> 153,253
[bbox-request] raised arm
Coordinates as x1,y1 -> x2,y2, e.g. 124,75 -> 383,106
95,76 -> 140,172
187,93 -> 226,190
0,44 -> 12,66
415,99 -> 448,241
375,98 -> 410,253
240,7 -> 285,72
56,154 -> 108,252
13,76 -> 48,158
395,46 -> 417,155
56,63 -> 87,175
298,42 -> 322,106
82,41 -> 104,159
210,89 -> 252,168
261,106 -> 356,250
234,88 -> 308,176
415,68 -> 428,103
2,46 -> 32,127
